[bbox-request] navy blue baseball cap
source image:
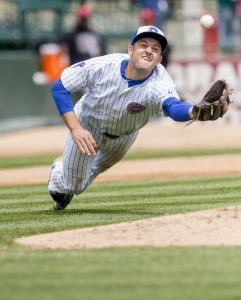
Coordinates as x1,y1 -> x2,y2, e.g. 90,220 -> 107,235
131,26 -> 168,50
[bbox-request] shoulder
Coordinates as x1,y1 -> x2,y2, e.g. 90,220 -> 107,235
148,64 -> 179,98
81,53 -> 128,71
62,53 -> 128,79
151,64 -> 175,87
88,53 -> 128,65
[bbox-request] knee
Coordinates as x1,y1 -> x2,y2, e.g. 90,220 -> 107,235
63,177 -> 83,195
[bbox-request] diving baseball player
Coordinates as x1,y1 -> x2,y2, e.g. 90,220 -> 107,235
48,26 -> 230,209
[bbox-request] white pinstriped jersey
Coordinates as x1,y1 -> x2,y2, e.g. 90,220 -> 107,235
61,53 -> 179,136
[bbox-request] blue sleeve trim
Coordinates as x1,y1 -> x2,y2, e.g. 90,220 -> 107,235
51,79 -> 74,115
162,97 -> 192,122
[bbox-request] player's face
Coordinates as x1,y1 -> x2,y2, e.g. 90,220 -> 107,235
128,38 -> 162,71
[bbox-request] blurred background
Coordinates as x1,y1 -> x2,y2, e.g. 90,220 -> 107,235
0,0 -> 241,133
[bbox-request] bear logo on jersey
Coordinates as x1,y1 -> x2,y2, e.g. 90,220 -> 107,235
73,61 -> 85,68
127,102 -> 146,114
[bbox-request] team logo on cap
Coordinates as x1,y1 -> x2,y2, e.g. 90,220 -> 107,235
127,102 -> 146,114
148,26 -> 158,33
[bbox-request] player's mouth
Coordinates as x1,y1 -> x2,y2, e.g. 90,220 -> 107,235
142,56 -> 151,62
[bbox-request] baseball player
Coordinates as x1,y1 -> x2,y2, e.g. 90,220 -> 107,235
48,25 -> 229,210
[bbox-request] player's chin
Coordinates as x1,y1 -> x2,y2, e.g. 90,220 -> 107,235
138,60 -> 155,70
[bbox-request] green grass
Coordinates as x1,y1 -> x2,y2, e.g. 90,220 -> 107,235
1,176 -> 241,246
0,154 -> 57,168
1,176 -> 241,300
1,247 -> 241,300
0,147 -> 240,168
126,147 -> 241,160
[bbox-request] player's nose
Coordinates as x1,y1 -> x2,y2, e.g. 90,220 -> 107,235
145,46 -> 153,54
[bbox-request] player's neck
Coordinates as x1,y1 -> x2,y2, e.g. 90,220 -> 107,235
125,62 -> 152,80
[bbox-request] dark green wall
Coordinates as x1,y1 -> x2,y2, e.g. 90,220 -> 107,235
0,51 -> 61,132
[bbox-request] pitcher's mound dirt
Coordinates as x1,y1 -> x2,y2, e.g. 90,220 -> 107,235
16,205 -> 241,249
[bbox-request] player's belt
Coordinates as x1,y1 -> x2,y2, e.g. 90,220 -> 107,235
104,132 -> 120,139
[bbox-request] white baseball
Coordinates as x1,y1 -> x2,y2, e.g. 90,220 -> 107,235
200,14 -> 214,29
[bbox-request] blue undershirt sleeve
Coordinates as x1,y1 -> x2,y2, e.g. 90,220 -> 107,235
51,78 -> 74,115
162,97 -> 192,122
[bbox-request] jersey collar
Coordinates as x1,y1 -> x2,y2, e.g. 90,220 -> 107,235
120,59 -> 153,88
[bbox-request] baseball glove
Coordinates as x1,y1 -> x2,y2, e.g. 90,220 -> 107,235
191,80 -> 232,121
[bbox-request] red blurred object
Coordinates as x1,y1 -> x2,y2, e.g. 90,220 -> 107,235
139,8 -> 156,25
203,14 -> 218,56
77,4 -> 92,19
237,0 -> 241,18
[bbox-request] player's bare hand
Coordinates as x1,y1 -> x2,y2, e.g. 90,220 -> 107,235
71,127 -> 97,156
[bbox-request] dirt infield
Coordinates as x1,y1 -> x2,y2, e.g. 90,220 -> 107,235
1,120 -> 241,248
16,205 -> 241,249
1,120 -> 241,185
1,154 -> 241,186
1,120 -> 241,157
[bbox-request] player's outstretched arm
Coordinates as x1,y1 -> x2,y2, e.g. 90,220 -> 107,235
162,97 -> 192,122
163,80 -> 232,123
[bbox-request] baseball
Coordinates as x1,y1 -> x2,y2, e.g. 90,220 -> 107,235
200,14 -> 214,29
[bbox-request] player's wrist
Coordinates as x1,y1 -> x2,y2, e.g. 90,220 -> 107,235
62,111 -> 81,131
188,107 -> 194,120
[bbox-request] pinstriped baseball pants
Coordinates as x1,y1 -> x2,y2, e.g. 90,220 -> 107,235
48,128 -> 138,195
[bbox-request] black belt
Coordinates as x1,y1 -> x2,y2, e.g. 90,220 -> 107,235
104,132 -> 120,139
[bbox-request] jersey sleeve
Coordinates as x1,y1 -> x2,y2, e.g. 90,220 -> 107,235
51,78 -> 74,115
162,97 -> 192,121
151,70 -> 191,122
155,85 -> 180,114
152,68 -> 180,114
61,60 -> 95,93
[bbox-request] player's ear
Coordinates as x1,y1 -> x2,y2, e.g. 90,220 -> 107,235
158,54 -> 162,64
128,45 -> 133,56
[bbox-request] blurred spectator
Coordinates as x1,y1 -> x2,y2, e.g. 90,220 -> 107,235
138,0 -> 170,31
139,6 -> 171,69
217,0 -> 237,52
160,43 -> 171,68
139,7 -> 156,25
59,4 -> 106,65
238,0 -> 241,20
237,0 -> 241,41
